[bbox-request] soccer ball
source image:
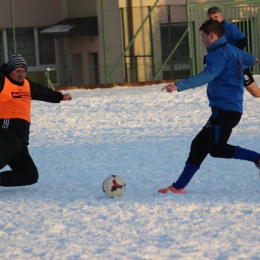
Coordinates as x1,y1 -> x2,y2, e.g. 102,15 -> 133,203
102,175 -> 126,198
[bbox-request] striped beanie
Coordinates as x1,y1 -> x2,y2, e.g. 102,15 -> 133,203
7,54 -> 27,74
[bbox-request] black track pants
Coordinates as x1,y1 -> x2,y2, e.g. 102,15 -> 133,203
0,129 -> 38,187
187,108 -> 242,166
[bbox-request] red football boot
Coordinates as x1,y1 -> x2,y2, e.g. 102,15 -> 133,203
158,186 -> 186,194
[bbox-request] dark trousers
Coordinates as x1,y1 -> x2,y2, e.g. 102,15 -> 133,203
0,129 -> 38,187
188,108 -> 241,167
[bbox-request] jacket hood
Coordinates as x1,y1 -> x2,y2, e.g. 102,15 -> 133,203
207,36 -> 227,53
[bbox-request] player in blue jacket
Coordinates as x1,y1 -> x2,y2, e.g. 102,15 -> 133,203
207,6 -> 260,97
158,19 -> 260,194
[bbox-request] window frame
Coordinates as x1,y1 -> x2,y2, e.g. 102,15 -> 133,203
0,27 -> 56,72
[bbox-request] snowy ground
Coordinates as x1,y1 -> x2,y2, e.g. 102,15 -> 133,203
1,76 -> 260,259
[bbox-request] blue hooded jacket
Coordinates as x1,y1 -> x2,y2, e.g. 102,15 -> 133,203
175,36 -> 256,113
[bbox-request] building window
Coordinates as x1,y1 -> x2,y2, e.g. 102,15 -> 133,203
1,27 -> 55,68
160,22 -> 190,79
6,28 -> 36,66
38,28 -> 55,65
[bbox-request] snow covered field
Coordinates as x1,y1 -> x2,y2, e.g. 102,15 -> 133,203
1,76 -> 260,259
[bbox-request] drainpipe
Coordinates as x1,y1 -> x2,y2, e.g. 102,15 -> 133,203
128,0 -> 136,81
101,0 -> 108,83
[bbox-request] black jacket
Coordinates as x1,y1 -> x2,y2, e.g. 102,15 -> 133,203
0,64 -> 63,102
0,64 -> 63,144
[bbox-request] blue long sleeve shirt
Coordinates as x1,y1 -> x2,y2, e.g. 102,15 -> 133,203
175,36 -> 256,113
222,20 -> 246,47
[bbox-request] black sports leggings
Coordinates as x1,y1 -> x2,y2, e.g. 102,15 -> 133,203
0,129 -> 38,186
187,108 -> 242,167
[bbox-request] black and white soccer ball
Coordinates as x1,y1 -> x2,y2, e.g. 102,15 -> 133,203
102,175 -> 126,198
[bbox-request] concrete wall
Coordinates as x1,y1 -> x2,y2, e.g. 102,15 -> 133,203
67,0 -> 97,17
55,0 -> 100,85
69,35 -> 99,85
0,0 -> 61,28
118,0 -> 230,7
118,0 -> 185,8
96,0 -> 124,83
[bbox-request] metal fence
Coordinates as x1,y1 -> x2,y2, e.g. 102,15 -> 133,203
53,0 -> 260,89
187,1 -> 260,75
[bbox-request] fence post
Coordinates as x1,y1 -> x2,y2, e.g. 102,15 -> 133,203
45,67 -> 50,87
45,67 -> 56,89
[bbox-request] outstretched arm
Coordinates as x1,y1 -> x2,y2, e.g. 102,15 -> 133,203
161,70 -> 214,93
243,58 -> 260,98
30,80 -> 73,103
245,83 -> 260,97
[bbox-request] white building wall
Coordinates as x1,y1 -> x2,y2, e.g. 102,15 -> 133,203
96,0 -> 124,83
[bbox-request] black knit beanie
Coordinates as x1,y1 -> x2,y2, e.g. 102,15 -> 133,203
7,54 -> 27,74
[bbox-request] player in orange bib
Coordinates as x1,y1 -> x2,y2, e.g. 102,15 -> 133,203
0,54 -> 72,187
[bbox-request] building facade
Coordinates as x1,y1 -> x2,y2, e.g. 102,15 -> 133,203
0,0 -> 259,86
